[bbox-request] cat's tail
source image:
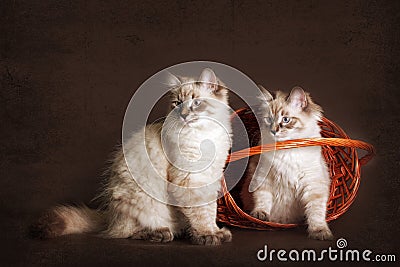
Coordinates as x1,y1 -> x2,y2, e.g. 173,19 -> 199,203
30,205 -> 106,239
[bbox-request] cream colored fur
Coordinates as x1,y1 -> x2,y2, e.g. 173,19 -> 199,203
241,86 -> 333,240
53,205 -> 105,235
38,68 -> 232,245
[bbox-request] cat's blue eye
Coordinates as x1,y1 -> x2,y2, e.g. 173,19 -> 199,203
282,117 -> 291,123
264,117 -> 272,124
193,99 -> 202,107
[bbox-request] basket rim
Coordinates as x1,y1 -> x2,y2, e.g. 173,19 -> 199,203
226,117 -> 375,166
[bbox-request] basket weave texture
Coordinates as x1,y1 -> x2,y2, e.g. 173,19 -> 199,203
217,108 -> 375,230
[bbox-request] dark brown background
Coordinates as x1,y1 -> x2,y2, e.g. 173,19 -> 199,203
1,0 -> 399,266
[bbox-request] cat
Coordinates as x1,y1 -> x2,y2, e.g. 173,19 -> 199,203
31,68 -> 233,245
241,86 -> 333,240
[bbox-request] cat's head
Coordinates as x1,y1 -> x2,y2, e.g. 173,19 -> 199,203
258,86 -> 323,141
166,68 -> 229,126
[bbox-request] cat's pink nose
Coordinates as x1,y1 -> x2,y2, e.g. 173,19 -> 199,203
180,112 -> 189,120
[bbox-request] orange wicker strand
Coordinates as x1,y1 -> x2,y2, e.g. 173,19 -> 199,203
217,108 -> 375,230
227,137 -> 375,165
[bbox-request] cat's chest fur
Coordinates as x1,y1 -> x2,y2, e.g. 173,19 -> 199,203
168,120 -> 231,163
267,146 -> 324,222
272,147 -> 321,182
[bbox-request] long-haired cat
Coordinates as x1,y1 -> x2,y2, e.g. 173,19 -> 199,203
31,68 -> 232,245
241,86 -> 333,240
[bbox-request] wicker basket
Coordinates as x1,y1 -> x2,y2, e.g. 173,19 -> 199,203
217,107 -> 375,230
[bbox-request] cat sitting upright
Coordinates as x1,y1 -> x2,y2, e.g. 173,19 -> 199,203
31,68 -> 233,245
241,86 -> 333,240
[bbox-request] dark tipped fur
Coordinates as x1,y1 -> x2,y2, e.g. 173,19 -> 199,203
189,227 -> 232,246
131,227 -> 174,243
30,210 -> 66,239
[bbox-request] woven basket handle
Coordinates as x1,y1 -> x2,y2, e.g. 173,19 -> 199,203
227,137 -> 375,166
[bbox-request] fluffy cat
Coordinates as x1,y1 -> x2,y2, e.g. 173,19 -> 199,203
241,86 -> 333,240
31,68 -> 233,245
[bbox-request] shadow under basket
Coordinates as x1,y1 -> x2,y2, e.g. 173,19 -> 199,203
217,107 -> 375,230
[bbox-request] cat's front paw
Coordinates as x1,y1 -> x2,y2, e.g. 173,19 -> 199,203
215,227 -> 232,242
145,227 -> 174,243
190,227 -> 232,245
308,226 -> 333,241
250,209 -> 269,221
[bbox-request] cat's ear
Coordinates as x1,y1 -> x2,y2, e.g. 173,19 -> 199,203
258,85 -> 273,102
199,68 -> 218,91
287,86 -> 307,109
165,72 -> 181,88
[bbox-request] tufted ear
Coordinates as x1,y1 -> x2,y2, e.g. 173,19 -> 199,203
287,86 -> 307,109
165,72 -> 181,88
199,68 -> 218,91
258,85 -> 273,102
